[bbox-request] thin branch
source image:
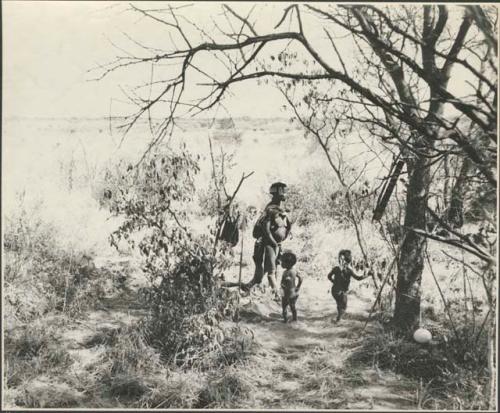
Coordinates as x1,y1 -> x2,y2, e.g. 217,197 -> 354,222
223,4 -> 258,36
409,227 -> 494,264
324,28 -> 348,74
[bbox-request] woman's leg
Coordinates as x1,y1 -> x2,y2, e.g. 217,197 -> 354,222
247,241 -> 265,289
264,244 -> 279,294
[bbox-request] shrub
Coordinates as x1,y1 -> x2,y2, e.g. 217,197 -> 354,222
106,147 -> 240,362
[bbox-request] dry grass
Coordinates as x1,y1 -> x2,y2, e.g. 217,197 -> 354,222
5,322 -> 73,384
347,317 -> 491,410
196,366 -> 255,408
137,370 -> 204,408
16,377 -> 86,408
4,321 -> 79,408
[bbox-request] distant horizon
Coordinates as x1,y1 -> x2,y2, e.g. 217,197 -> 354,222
3,115 -> 293,121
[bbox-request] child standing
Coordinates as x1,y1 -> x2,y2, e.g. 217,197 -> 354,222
327,249 -> 368,322
280,250 -> 302,323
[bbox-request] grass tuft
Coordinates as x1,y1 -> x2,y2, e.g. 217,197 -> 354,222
348,319 -> 491,410
196,367 -> 254,408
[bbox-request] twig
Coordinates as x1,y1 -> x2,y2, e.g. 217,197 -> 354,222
426,206 -> 494,260
474,307 -> 491,345
238,225 -> 245,292
361,254 -> 398,333
212,171 -> 254,256
425,250 -> 462,345
410,227 -> 494,265
208,137 -> 222,210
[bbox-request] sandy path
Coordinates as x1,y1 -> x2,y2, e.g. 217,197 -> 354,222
60,258 -> 149,371
236,278 -> 418,409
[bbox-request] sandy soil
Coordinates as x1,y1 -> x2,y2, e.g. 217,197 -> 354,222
233,275 -> 417,409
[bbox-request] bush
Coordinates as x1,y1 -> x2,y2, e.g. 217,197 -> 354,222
3,192 -> 119,408
106,148 -> 240,362
87,323 -> 250,408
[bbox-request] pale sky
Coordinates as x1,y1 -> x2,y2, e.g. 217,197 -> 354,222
2,1 -> 307,119
2,1 -> 480,120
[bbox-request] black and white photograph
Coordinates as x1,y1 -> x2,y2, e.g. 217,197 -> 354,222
2,1 -> 498,410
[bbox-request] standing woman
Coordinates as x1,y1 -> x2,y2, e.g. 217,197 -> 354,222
245,182 -> 292,298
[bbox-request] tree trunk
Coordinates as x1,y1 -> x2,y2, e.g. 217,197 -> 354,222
447,156 -> 472,228
393,150 -> 431,333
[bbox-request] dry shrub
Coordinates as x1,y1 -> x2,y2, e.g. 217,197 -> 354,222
349,323 -> 451,379
4,321 -> 78,408
108,375 -> 150,399
270,346 -> 347,409
82,326 -> 120,348
301,373 -> 346,409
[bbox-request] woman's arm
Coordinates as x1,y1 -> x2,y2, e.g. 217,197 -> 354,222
264,219 -> 278,247
285,215 -> 293,238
